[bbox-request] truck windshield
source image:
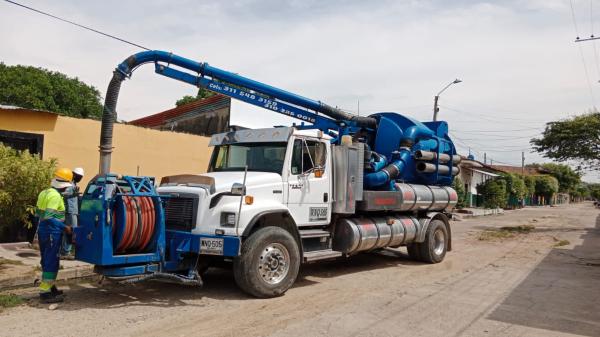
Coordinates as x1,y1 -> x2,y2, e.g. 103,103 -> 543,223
209,142 -> 288,174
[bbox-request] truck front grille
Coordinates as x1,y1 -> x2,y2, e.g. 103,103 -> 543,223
163,196 -> 198,232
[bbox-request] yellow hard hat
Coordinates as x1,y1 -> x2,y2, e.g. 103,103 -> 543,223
54,167 -> 73,182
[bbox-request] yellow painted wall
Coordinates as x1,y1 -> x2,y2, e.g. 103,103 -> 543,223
0,108 -> 212,186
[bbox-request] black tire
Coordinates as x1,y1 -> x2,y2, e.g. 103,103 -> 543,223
407,243 -> 421,261
418,219 -> 448,263
233,227 -> 300,298
196,260 -> 210,277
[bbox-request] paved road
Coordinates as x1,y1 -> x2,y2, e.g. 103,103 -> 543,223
1,203 -> 599,337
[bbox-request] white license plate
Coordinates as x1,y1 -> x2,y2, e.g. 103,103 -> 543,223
200,238 -> 224,255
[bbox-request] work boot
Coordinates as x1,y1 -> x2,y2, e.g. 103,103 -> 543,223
39,292 -> 64,304
50,285 -> 64,296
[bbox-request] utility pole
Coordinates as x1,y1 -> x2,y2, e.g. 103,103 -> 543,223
484,152 -> 487,164
433,79 -> 462,121
521,151 -> 526,207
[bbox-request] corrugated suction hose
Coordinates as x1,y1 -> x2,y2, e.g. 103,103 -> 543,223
99,71 -> 125,175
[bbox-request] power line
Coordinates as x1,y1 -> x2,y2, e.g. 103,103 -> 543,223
588,0 -> 600,82
453,127 -> 543,133
455,134 -> 540,141
569,0 -> 597,106
440,105 -> 550,123
2,0 -> 150,50
571,0 -> 582,38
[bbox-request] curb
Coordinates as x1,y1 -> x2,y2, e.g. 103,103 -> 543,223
0,265 -> 96,291
0,242 -> 30,250
452,208 -> 505,220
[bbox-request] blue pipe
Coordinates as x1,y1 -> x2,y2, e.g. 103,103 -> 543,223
370,153 -> 388,172
364,150 -> 410,188
401,124 -> 434,145
363,121 -> 438,188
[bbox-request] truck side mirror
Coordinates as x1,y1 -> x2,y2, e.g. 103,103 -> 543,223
231,183 -> 246,196
314,166 -> 324,178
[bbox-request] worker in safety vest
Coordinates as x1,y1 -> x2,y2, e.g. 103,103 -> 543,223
61,167 -> 84,258
35,168 -> 73,303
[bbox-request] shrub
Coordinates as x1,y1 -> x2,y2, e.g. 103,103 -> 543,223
534,175 -> 559,200
477,178 -> 507,209
0,143 -> 56,241
452,176 -> 467,208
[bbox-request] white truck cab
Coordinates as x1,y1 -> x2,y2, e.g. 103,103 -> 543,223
157,127 -> 332,238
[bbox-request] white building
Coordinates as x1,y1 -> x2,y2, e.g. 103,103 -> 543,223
458,157 -> 501,208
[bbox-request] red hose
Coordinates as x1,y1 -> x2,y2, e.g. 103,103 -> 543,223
114,195 -> 157,253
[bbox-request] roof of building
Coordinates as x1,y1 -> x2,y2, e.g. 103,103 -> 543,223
469,168 -> 500,177
0,104 -> 57,115
129,94 -> 230,128
488,164 -> 548,176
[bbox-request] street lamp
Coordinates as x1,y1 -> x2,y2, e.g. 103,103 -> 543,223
433,78 -> 462,121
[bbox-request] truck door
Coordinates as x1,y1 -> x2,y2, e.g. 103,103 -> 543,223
287,138 -> 331,226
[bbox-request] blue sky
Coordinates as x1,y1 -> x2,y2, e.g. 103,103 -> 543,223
1,0 -> 599,181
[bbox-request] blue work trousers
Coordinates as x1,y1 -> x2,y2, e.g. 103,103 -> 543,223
38,219 -> 64,281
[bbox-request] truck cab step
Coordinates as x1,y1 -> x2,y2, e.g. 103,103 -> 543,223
299,229 -> 331,239
303,249 -> 342,263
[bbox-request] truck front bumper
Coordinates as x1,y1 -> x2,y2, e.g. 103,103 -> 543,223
166,230 -> 241,257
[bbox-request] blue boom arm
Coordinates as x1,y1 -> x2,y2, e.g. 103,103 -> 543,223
114,51 -> 373,133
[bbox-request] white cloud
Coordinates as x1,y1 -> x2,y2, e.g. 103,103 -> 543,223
0,0 -> 598,180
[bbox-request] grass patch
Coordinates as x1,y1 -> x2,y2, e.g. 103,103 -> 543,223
0,294 -> 24,310
554,239 -> 570,247
479,230 -> 515,241
479,225 -> 535,241
0,257 -> 24,266
499,225 -> 535,233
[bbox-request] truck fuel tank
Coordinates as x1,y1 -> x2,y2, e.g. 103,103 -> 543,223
333,216 -> 419,254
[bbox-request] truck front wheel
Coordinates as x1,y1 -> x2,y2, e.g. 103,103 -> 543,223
233,226 -> 300,298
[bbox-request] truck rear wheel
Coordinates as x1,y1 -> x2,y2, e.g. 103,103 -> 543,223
233,226 -> 300,298
407,243 -> 421,261
417,219 -> 448,263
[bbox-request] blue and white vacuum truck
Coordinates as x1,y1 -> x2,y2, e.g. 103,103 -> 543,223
74,51 -> 460,298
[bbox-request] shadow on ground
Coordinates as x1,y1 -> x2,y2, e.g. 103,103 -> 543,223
24,247 -> 421,311
487,214 -> 600,336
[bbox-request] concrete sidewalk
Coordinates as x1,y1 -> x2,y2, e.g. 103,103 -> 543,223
454,207 -> 504,219
0,242 -> 94,290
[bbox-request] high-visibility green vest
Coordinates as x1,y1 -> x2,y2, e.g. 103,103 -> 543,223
36,188 -> 65,221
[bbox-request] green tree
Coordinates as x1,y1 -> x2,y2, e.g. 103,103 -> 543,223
452,176 -> 467,208
477,178 -> 507,209
501,173 -> 527,200
0,63 -> 103,119
0,143 -> 56,242
571,183 -> 590,201
175,87 -> 216,107
531,112 -> 600,169
539,163 -> 581,193
588,183 -> 600,200
524,175 -> 536,196
534,175 -> 559,202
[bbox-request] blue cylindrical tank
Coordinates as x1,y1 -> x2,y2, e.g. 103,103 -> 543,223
363,113 -> 458,189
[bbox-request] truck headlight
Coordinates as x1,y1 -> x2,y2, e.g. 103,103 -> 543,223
220,212 -> 236,227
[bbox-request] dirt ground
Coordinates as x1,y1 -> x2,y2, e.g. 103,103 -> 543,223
1,203 -> 599,337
